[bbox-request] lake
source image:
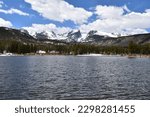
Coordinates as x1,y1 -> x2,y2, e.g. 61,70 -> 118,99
0,56 -> 150,100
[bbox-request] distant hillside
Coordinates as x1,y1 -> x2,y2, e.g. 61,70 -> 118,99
0,27 -> 36,43
85,33 -> 150,46
0,27 -> 67,45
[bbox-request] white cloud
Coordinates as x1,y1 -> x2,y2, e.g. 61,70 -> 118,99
95,5 -> 125,19
145,9 -> 150,13
80,5 -> 150,35
0,18 -> 12,27
0,8 -> 29,16
24,0 -> 92,24
23,23 -> 72,35
121,28 -> 148,36
0,1 -> 3,8
95,5 -> 131,19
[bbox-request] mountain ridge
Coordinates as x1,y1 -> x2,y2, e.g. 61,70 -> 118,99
0,27 -> 150,46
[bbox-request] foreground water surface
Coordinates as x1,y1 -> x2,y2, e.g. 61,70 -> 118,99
0,56 -> 150,100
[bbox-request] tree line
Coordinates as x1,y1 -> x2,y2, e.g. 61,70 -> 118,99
0,40 -> 150,55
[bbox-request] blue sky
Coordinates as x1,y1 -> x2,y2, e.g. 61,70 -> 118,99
0,0 -> 150,35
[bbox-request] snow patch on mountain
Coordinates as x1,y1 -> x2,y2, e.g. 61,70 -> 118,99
87,30 -> 119,38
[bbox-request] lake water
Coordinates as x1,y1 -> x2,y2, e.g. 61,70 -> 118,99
0,56 -> 150,100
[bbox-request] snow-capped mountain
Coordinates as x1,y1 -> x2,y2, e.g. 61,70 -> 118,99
66,30 -> 82,42
1,26 -> 150,46
86,30 -> 119,38
34,30 -> 83,42
27,29 -> 121,42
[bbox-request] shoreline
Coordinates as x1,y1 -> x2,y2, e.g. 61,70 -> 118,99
0,53 -> 150,58
125,54 -> 150,58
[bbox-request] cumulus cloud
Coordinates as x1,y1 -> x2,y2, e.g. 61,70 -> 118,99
80,5 -> 150,35
0,8 -> 29,16
24,0 -> 92,24
95,5 -> 125,19
22,4 -> 150,36
23,23 -> 72,35
0,18 -> 12,27
145,9 -> 150,13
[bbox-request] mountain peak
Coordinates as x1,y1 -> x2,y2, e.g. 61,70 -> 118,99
66,30 -> 82,42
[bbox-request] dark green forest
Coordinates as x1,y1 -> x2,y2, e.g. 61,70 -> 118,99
0,40 -> 150,55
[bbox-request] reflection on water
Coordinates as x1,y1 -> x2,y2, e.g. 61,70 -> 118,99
0,56 -> 150,100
